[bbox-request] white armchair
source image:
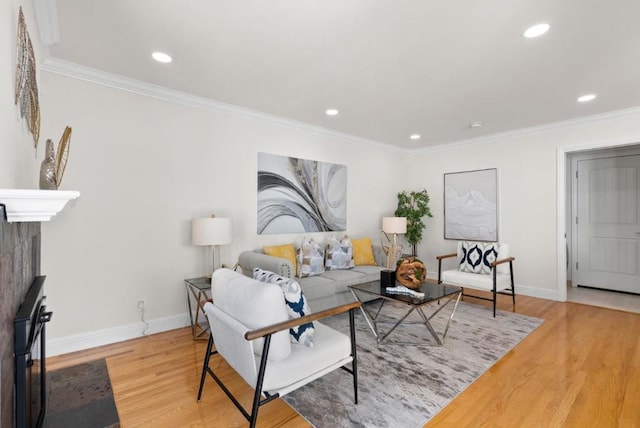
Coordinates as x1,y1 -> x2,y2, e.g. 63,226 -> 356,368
197,268 -> 360,428
436,241 -> 515,317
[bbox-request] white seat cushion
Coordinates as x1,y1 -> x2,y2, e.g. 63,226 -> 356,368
260,321 -> 352,394
441,269 -> 512,292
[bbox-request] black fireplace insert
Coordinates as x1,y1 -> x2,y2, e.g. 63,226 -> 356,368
14,276 -> 51,428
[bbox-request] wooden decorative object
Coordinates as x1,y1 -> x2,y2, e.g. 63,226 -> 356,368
15,7 -> 41,148
395,257 -> 427,289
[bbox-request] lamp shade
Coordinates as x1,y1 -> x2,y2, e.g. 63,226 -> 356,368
192,217 -> 232,246
382,217 -> 407,234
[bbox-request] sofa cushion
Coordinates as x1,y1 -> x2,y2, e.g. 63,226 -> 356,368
325,235 -> 355,270
264,243 -> 297,275
352,237 -> 376,266
297,237 -> 325,278
211,268 -> 291,361
297,275 -> 337,300
253,268 -> 315,347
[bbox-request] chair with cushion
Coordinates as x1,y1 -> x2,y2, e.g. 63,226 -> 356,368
436,241 -> 515,317
197,268 -> 359,428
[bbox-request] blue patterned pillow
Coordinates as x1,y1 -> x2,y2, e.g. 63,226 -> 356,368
253,268 -> 315,347
459,241 -> 484,273
481,243 -> 499,274
459,241 -> 499,275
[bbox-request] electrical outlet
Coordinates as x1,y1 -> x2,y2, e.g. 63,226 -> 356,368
138,300 -> 145,311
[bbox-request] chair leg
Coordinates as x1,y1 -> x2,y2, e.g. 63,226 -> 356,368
349,308 -> 358,404
493,291 -> 497,317
197,334 -> 215,401
510,260 -> 516,306
492,268 -> 497,318
249,334 -> 272,428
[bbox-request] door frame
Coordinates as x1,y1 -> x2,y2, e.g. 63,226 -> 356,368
557,139 -> 640,302
570,148 -> 640,291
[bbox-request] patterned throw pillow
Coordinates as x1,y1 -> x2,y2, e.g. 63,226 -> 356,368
459,241 -> 484,273
325,235 -> 355,270
263,244 -> 298,275
297,237 -> 325,278
481,243 -> 499,274
459,241 -> 500,275
253,268 -> 315,347
352,237 -> 377,266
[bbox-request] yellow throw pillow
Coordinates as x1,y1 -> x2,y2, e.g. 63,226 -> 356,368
264,244 -> 297,274
352,237 -> 376,266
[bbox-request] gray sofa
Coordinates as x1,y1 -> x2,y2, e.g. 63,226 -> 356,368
238,245 -> 386,300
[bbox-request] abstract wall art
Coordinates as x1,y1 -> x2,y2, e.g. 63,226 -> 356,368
444,168 -> 498,241
257,153 -> 347,234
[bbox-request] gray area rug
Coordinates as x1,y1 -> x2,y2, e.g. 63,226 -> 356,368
283,300 -> 543,427
45,358 -> 119,428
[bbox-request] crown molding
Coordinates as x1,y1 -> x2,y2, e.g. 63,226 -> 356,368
33,0 -> 60,45
41,58 -> 408,154
40,58 -> 640,156
415,106 -> 640,154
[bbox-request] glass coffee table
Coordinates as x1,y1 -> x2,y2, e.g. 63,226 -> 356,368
349,281 -> 463,346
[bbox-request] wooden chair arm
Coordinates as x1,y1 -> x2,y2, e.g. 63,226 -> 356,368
436,252 -> 457,261
490,256 -> 515,267
245,300 -> 361,341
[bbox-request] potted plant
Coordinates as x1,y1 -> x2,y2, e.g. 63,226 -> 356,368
394,189 -> 433,256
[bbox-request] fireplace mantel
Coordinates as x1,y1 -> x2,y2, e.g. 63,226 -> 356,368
0,189 -> 80,222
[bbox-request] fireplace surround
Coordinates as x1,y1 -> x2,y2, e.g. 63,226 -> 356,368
0,206 -> 41,427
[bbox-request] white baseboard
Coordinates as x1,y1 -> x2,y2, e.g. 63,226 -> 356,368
47,313 -> 191,357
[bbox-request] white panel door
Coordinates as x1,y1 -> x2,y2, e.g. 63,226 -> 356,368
576,155 -> 640,293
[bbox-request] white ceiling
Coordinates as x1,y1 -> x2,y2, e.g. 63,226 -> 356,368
42,0 -> 640,150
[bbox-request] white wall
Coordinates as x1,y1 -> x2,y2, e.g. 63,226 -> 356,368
38,71 -> 405,353
0,0 -> 44,188
406,111 -> 640,300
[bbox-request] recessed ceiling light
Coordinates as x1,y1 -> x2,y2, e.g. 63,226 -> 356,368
410,134 -> 421,140
325,109 -> 339,116
469,121 -> 483,128
152,51 -> 172,63
523,23 -> 550,38
577,94 -> 597,103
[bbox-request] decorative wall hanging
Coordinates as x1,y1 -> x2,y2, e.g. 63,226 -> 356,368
444,168 -> 498,241
39,127 -> 72,190
257,153 -> 347,234
15,7 -> 41,148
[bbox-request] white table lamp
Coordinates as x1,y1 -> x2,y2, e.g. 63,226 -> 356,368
382,216 -> 407,270
192,215 -> 232,276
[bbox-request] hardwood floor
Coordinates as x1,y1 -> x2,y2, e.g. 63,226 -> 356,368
47,294 -> 640,427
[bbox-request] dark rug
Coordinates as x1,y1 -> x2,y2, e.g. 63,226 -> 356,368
283,301 -> 543,427
45,358 -> 120,428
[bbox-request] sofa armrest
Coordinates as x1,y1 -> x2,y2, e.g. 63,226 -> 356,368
238,250 -> 295,278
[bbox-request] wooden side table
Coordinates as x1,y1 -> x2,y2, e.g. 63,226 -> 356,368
184,277 -> 212,340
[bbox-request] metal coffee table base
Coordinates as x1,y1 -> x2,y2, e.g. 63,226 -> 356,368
352,291 -> 462,346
